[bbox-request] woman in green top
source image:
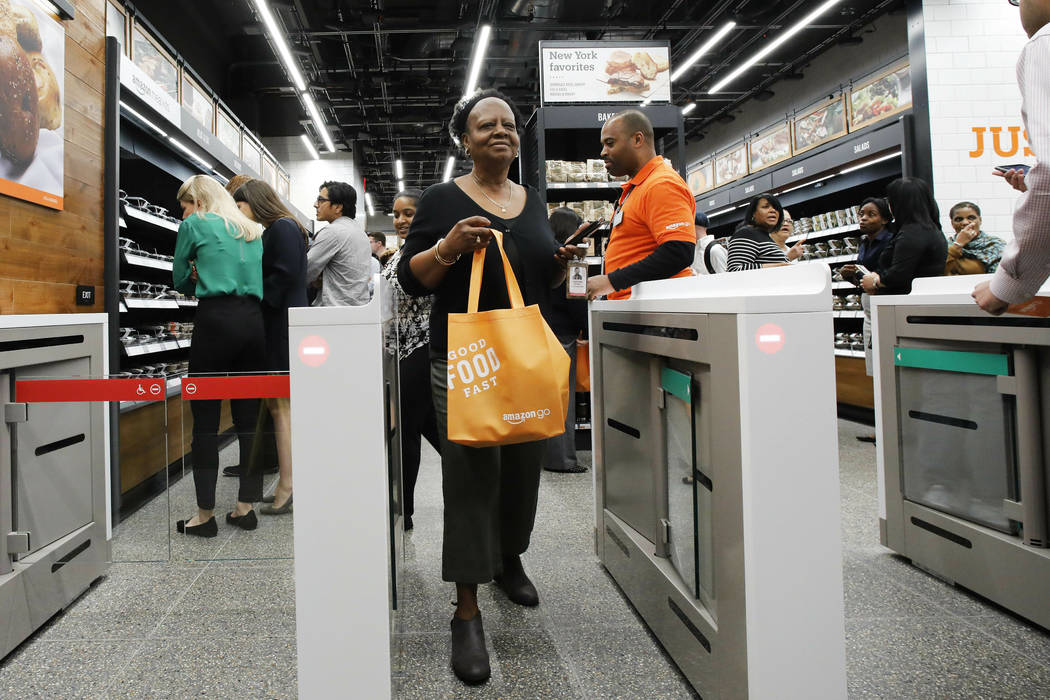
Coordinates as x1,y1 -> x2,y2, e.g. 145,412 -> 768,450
173,175 -> 266,538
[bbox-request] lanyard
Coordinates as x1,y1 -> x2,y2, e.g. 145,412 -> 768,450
613,183 -> 637,219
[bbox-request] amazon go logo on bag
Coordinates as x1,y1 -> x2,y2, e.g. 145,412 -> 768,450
503,408 -> 552,425
448,339 -> 501,397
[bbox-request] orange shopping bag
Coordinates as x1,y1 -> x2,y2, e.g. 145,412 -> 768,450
446,229 -> 570,447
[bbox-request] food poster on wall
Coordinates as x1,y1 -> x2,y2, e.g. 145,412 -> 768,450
748,122 -> 792,172
687,161 -> 713,196
217,109 -> 240,156
242,137 -> 261,175
849,63 -> 911,131
0,2 -> 65,209
131,25 -> 177,101
793,96 -> 847,154
540,42 -> 671,103
715,145 -> 748,186
182,75 -> 213,131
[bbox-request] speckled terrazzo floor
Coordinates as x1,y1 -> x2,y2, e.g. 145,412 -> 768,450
2,420 -> 1049,698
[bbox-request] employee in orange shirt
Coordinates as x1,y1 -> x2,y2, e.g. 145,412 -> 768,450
586,109 -> 696,300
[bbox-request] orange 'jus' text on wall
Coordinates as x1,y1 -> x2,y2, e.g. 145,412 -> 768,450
969,126 -> 1034,159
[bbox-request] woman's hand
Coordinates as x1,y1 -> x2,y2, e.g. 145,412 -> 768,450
954,221 -> 979,247
860,272 -> 880,294
443,216 -> 494,257
786,241 -> 804,261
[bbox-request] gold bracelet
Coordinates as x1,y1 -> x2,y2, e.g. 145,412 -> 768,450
433,237 -> 460,266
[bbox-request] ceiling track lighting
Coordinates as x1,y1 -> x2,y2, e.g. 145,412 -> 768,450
395,158 -> 404,180
442,156 -> 456,183
364,192 -> 376,216
709,0 -> 844,93
251,0 -> 307,91
300,134 -> 320,160
463,24 -> 492,98
302,93 -> 336,153
670,21 -> 737,82
681,102 -> 697,115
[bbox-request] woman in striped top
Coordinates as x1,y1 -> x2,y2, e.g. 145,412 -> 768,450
726,193 -> 792,272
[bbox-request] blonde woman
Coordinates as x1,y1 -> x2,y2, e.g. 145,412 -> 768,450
173,175 -> 266,537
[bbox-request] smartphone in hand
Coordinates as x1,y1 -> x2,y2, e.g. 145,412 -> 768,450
995,164 -> 1031,175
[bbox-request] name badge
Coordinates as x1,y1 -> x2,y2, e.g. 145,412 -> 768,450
612,209 -> 624,228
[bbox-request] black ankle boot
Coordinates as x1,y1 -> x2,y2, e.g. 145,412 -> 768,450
450,612 -> 490,685
494,555 -> 539,607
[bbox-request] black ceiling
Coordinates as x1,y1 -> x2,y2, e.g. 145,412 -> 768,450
129,0 -> 905,212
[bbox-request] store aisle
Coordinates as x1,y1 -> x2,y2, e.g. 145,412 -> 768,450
1,421 -> 1049,698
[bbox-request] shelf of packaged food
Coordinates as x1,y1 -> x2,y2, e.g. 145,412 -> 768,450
124,206 -> 180,233
123,297 -> 180,310
547,182 -> 624,190
834,310 -> 864,318
833,280 -> 856,290
123,340 -> 182,356
801,253 -> 856,266
787,223 -> 858,244
123,252 -> 174,271
177,299 -> 198,307
835,348 -> 865,358
119,376 -> 185,413
119,301 -> 127,313
575,422 -> 592,430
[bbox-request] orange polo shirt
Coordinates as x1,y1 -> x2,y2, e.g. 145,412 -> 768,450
604,156 -> 696,300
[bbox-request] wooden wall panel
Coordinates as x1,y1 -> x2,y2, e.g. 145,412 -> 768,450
0,0 -> 106,316
835,356 -> 876,409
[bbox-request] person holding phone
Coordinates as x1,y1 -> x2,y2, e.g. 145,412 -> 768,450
586,109 -> 696,300
973,0 -> 1050,313
944,201 -> 1006,275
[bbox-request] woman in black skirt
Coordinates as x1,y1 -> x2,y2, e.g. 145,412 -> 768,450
397,89 -> 582,686
233,179 -> 308,515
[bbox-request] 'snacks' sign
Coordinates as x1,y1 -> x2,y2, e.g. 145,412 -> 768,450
540,41 -> 672,105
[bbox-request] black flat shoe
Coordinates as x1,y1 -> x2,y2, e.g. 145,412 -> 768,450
493,557 -> 539,607
225,510 -> 258,530
450,613 -> 490,685
223,464 -> 279,477
176,516 -> 217,538
543,464 -> 588,473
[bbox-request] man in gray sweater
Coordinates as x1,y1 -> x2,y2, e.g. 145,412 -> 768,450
308,181 -> 372,306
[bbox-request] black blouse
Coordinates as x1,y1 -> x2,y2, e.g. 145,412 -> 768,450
877,222 -> 948,295
397,181 -> 560,356
262,217 -> 308,313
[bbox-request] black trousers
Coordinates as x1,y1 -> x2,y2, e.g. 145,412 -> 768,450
188,295 -> 265,509
431,358 -> 544,583
399,344 -> 441,520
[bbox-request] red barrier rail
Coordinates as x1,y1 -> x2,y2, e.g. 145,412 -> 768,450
14,375 -> 290,403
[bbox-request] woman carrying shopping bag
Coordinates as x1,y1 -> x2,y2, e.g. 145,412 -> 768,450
397,88 -> 583,686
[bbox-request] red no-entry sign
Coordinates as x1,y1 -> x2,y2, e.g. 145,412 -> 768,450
298,335 -> 329,367
755,323 -> 786,354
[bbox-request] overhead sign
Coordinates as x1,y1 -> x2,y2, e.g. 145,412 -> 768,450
540,41 -> 671,105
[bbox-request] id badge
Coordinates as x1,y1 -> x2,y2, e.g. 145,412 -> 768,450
612,209 -> 624,228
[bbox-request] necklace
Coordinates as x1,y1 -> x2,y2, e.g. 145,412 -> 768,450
471,173 -> 513,214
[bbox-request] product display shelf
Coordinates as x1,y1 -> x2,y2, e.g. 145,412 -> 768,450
123,252 -> 174,272
123,205 -> 180,233
786,222 -> 857,244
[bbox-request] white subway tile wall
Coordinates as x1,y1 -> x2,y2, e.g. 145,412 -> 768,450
922,1 -> 1031,239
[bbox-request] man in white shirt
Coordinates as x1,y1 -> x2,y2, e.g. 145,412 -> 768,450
308,181 -> 372,306
690,212 -> 727,275
973,0 -> 1050,313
